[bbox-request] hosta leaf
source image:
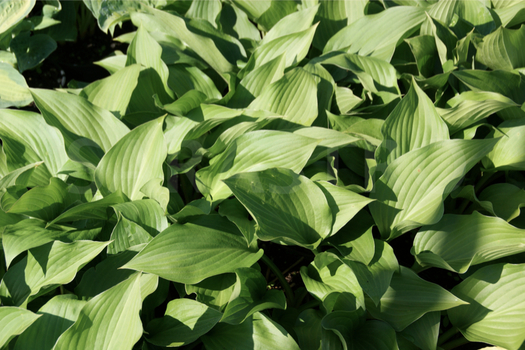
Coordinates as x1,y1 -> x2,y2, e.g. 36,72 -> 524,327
185,273 -> 237,310
112,199 -> 168,236
108,216 -> 153,255
370,139 -> 498,240
146,298 -> 222,347
202,312 -> 301,350
80,64 -> 141,118
366,266 -> 467,331
294,309 -> 324,350
483,119 -> 525,171
329,211 -> 376,265
476,26 -> 525,71
196,130 -> 318,201
414,212 -> 525,273
0,109 -> 69,185
30,88 -> 130,165
375,79 -> 449,174
225,168 -> 332,248
122,215 -> 263,284
53,273 -> 144,350
0,307 -> 40,349
479,183 -> 525,221
449,263 -> 525,350
0,0 -> 35,34
95,117 -> 167,200
300,252 -> 364,310
219,198 -> 257,247
248,68 -> 318,126
14,295 -> 86,350
456,0 -> 496,35
8,177 -> 68,222
324,6 -> 426,62
0,62 -> 32,108
168,65 -> 222,101
220,2 -> 260,41
398,312 -> 440,350
0,240 -> 110,306
94,53 -> 127,75
260,5 -> 318,44
0,162 -> 42,190
405,35 -> 438,78
185,0 -> 221,27
10,32 -> 57,72
437,91 -> 518,134
334,86 -> 363,114
232,0 -> 296,32
315,181 -> 374,236
495,2 -> 525,27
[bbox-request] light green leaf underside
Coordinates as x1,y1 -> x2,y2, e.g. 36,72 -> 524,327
415,212 -> 525,273
123,216 -> 263,284
449,263 -> 525,350
225,168 -> 332,249
370,138 -> 498,240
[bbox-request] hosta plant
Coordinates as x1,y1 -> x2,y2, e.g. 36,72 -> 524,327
1,0 -> 525,349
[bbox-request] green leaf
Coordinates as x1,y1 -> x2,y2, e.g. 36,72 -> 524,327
0,307 -> 40,349
370,139 -> 498,240
476,26 -> 525,71
219,198 -> 257,247
0,240 -> 110,306
186,0 -> 221,27
202,312 -> 301,350
122,215 -> 264,284
449,263 -> 525,350
231,0 -> 297,32
405,35 -> 438,78
324,6 -> 426,62
112,199 -> 168,236
483,119 -> 525,171
260,5 -> 319,44
80,64 -> 141,118
248,68 -> 318,126
221,267 -> 286,324
95,117 -> 167,200
225,168 -> 332,249
0,162 -> 42,190
196,130 -> 318,201
366,266 -> 467,331
14,295 -> 86,350
30,88 -> 130,165
0,0 -> 35,34
108,215 -> 153,255
53,273 -> 144,350
168,65 -> 222,101
146,298 -> 222,347
398,312 -> 440,350
315,181 -> 374,236
0,109 -> 69,185
414,212 -> 525,273
10,32 -> 57,72
479,183 -> 525,221
185,273 -> 237,310
375,79 -> 449,174
0,62 -> 32,108
8,177 -> 68,222
294,309 -> 324,350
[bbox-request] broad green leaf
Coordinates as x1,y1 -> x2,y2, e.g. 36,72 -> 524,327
294,309 -> 324,350
456,0 -> 496,35
112,199 -> 168,236
232,0 -> 296,32
495,2 -> 525,27
324,6 -> 426,62
146,298 -> 222,347
334,86 -> 363,114
202,312 -> 301,350
108,215 -> 153,254
300,252 -> 364,310
94,53 -> 127,75
95,118 -> 167,200
196,130 -> 318,201
370,138 -> 498,240
158,90 -> 207,116
0,0 -> 35,34
131,7 -> 237,79
0,162 -> 42,190
221,267 -> 286,324
414,212 -> 525,273
0,307 -> 40,349
168,65 -> 222,101
437,91 -> 518,134
8,177 -> 68,222
30,88 -> 130,165
185,273 -> 237,310
225,168 -> 332,248
0,109 -> 69,185
476,26 -> 525,71
186,0 -> 221,27
250,24 -> 318,69
14,295 -> 86,350
0,62 -> 32,108
375,79 -> 449,173
219,2 -> 260,41
82,0 -> 142,33
449,263 -> 525,350
479,183 -> 525,221
248,68 -> 318,126
219,198 -> 257,247
122,215 -> 264,284
366,266 -> 467,331
260,5 -> 319,44
2,219 -> 68,268
315,181 -> 374,236
54,273 -> 144,350
48,191 -> 127,226
0,240 -> 110,306
323,317 -> 399,350
483,119 -> 525,171
80,64 -> 141,118
405,35 -> 438,78
10,32 -> 57,72
313,0 -> 367,50
398,312 -> 440,350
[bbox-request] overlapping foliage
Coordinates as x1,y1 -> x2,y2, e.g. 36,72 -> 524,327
1,0 -> 525,349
